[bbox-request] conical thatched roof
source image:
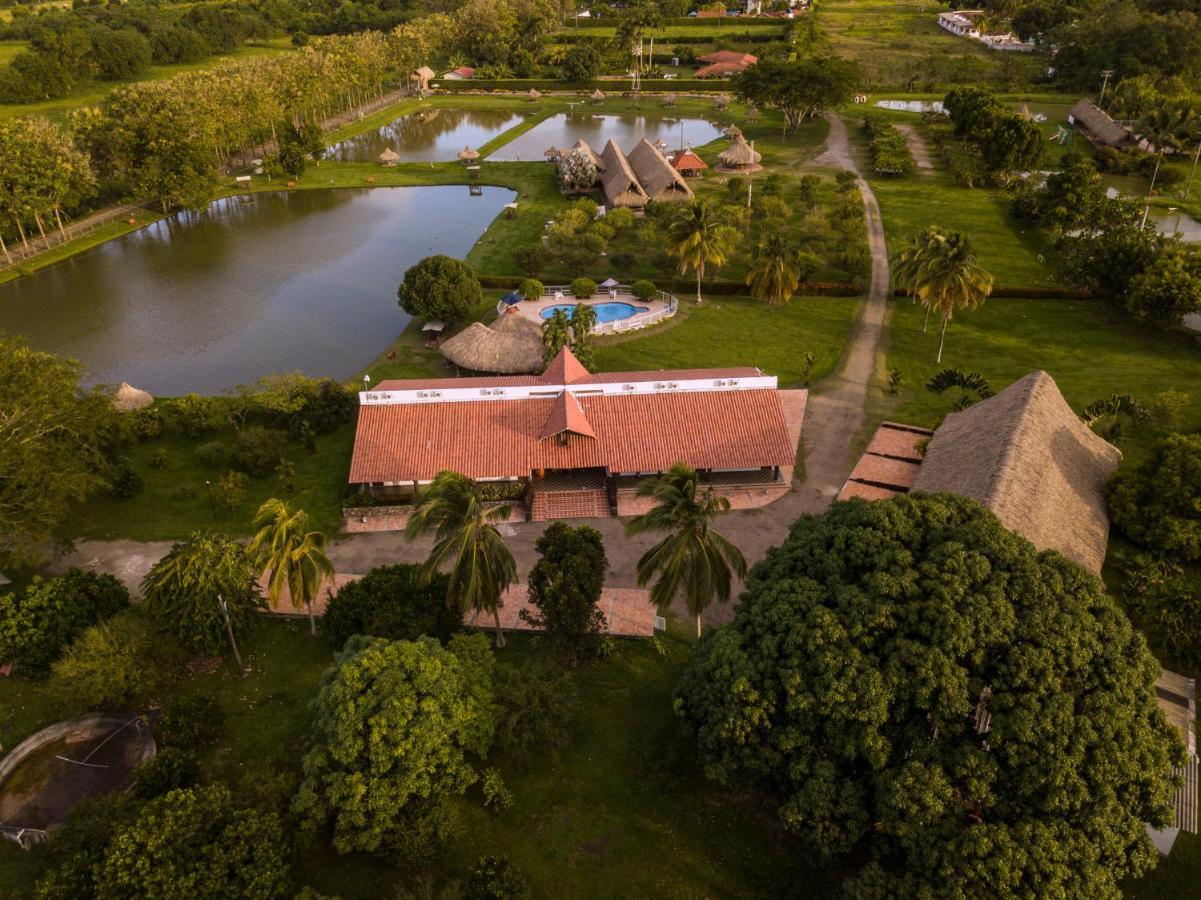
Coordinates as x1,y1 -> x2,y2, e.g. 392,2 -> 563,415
544,146 -> 561,159
113,382 -> 153,412
439,312 -> 544,374
378,148 -> 400,163
591,89 -> 605,101
723,124 -> 743,139
717,134 -> 761,169
627,138 -> 693,202
458,145 -> 479,161
528,88 -> 542,100
662,93 -> 677,107
715,94 -> 731,109
911,371 -> 1122,574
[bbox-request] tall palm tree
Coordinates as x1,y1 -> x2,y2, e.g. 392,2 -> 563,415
746,234 -> 817,305
667,200 -> 740,304
248,498 -> 334,636
405,470 -> 517,648
891,226 -> 945,331
624,463 -> 747,638
1138,100 -> 1197,222
906,231 -> 993,363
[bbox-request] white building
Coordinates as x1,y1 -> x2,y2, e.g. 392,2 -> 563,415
937,10 -> 1035,52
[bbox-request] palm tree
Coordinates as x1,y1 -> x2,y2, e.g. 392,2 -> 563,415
624,463 -> 747,638
745,234 -> 817,305
248,498 -> 334,636
405,471 -> 517,648
667,200 -> 740,304
1138,100 -> 1197,224
891,226 -> 945,331
907,231 -> 993,363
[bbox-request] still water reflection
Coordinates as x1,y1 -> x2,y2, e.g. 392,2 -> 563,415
324,108 -> 526,163
493,112 -> 723,160
0,187 -> 514,394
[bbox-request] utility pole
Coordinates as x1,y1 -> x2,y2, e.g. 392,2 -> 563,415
745,141 -> 755,234
220,596 -> 248,677
1185,138 -> 1201,199
1099,69 -> 1114,108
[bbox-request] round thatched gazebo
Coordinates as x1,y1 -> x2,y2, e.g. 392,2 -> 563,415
113,382 -> 153,412
715,94 -> 731,110
458,145 -> 480,163
662,93 -> 677,108
544,146 -> 561,162
716,134 -> 762,172
528,88 -> 542,102
439,310 -> 544,374
378,148 -> 400,167
723,124 -> 743,140
590,89 -> 605,103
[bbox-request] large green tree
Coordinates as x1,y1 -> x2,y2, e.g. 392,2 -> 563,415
95,785 -> 289,899
624,463 -> 746,638
674,493 -> 1181,897
0,336 -> 115,565
522,522 -> 608,666
732,57 -> 860,135
405,471 -> 518,648
294,633 -> 495,857
322,563 -> 458,649
248,497 -> 334,636
141,532 -> 264,655
1109,432 -> 1201,561
397,254 -> 484,324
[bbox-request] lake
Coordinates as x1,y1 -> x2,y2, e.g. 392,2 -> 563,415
0,187 -> 514,395
492,112 -> 723,160
324,107 -> 526,163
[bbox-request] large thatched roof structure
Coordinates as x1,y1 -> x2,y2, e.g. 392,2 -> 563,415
911,371 -> 1122,574
112,382 -> 153,412
1068,99 -> 1135,149
439,311 -> 544,374
717,134 -> 761,171
627,138 -> 693,202
590,89 -> 605,102
599,140 -> 649,209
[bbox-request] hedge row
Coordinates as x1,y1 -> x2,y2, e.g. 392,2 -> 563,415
556,31 -> 783,45
433,79 -> 726,94
479,274 -> 860,296
863,115 -> 913,177
891,287 -> 1090,300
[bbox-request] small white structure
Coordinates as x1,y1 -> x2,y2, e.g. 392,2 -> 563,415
937,10 -> 1035,52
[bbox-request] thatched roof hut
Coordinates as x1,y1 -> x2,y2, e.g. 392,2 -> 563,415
1068,99 -> 1135,149
716,134 -> 761,171
715,94 -> 732,109
572,138 -> 603,171
599,140 -> 649,209
113,382 -> 153,412
458,145 -> 480,161
911,371 -> 1122,574
627,138 -> 693,202
590,89 -> 605,103
528,88 -> 542,101
662,93 -> 677,108
439,310 -> 544,374
723,124 -> 743,139
378,148 -> 400,166
544,146 -> 562,161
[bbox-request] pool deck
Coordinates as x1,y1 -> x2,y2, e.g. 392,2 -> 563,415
505,289 -> 672,333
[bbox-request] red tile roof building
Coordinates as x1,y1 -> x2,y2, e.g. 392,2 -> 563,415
349,348 -> 799,519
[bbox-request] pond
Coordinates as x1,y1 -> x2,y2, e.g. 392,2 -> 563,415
324,107 -> 526,163
0,186 -> 515,395
493,112 -> 723,160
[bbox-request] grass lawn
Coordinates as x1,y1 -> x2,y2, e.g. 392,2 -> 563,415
0,620 -> 829,899
0,38 -> 293,123
881,297 -> 1201,465
0,40 -> 26,65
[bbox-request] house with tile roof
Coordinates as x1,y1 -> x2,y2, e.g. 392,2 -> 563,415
348,347 -> 805,523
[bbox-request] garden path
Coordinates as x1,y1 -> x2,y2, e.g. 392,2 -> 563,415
53,114 -> 894,629
894,123 -> 934,173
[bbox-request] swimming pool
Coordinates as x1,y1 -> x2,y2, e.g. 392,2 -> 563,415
540,302 -> 650,324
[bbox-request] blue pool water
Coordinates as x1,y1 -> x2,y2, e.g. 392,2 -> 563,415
540,302 -> 649,323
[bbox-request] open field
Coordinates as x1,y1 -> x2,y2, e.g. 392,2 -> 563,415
0,38 -> 293,123
0,620 -> 829,900
817,0 -> 1044,89
0,40 -> 25,64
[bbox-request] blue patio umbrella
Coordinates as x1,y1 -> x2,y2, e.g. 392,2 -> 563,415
501,291 -> 523,305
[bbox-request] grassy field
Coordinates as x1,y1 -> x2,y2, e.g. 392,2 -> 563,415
881,297 -> 1201,466
0,620 -> 829,900
0,38 -> 293,123
0,40 -> 25,64
816,0 -> 1044,89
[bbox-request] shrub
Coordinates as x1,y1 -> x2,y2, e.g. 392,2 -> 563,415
159,694 -> 225,749
481,768 -> 514,815
215,470 -> 248,509
194,441 -> 228,468
630,279 -> 657,300
562,43 -> 601,83
0,569 -> 129,677
50,608 -> 181,709
492,660 -> 578,760
164,393 -> 221,436
522,523 -> 607,667
148,448 -> 168,470
397,255 -> 484,324
132,748 -> 200,800
863,114 -> 914,177
609,251 -> 636,272
286,379 -> 356,437
570,277 -> 597,298
32,793 -> 142,900
231,426 -> 287,476
323,564 -> 459,649
109,459 -> 144,498
513,245 -> 549,275
125,406 -> 163,441
1108,433 -> 1201,561
606,207 -> 635,230
518,277 -> 544,300
465,856 -> 529,900
1152,390 -> 1191,429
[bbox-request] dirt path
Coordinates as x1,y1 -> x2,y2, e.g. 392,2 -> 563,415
52,114 -> 893,627
894,122 -> 934,174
